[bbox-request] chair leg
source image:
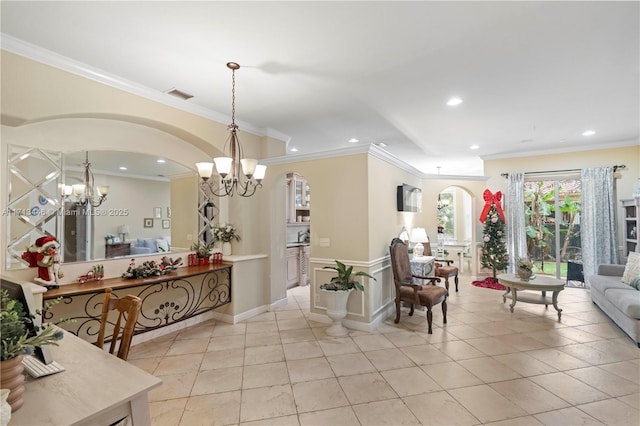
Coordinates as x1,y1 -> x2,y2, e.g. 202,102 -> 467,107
426,306 -> 434,334
442,299 -> 447,324
395,299 -> 401,324
409,304 -> 415,316
454,274 -> 459,292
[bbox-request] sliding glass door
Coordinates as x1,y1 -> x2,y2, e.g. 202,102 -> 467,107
524,177 -> 582,285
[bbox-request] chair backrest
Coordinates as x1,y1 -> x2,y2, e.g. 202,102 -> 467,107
389,238 -> 413,289
95,289 -> 141,361
423,241 -> 433,257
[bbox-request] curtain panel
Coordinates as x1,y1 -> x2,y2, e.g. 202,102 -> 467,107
581,167 -> 618,281
506,173 -> 527,273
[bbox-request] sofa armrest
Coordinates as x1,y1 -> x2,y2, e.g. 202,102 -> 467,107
597,264 -> 625,277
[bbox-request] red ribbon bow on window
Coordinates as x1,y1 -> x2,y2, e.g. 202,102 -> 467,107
479,189 -> 505,223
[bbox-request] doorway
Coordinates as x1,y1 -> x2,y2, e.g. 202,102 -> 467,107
524,177 -> 582,285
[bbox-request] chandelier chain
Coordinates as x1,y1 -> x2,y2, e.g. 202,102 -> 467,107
231,68 -> 236,126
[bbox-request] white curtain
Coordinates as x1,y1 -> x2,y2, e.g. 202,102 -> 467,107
581,167 -> 618,282
506,173 -> 527,273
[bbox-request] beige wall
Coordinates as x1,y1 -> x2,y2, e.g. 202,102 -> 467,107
170,174 -> 199,250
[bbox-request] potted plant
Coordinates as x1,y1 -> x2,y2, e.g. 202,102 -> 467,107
1,290 -> 64,412
516,257 -> 534,281
190,241 -> 213,264
212,223 -> 241,256
320,260 -> 376,336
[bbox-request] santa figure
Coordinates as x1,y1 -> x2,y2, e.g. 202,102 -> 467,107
21,236 -> 62,288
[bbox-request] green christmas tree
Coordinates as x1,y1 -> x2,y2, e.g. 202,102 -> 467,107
481,204 -> 508,279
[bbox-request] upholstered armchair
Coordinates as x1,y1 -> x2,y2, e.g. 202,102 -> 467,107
389,238 -> 447,334
424,241 -> 459,292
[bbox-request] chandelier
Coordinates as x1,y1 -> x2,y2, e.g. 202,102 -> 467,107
196,62 -> 266,198
61,151 -> 109,207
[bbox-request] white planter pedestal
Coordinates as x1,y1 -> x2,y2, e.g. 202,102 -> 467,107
322,288 -> 353,337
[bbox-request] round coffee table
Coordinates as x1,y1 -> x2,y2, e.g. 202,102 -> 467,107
497,273 -> 565,319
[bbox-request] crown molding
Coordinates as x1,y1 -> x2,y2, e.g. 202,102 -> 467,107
481,138 -> 639,161
1,33 -> 289,142
261,143 -> 484,181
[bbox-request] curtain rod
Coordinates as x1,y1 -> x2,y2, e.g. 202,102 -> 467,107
501,164 -> 626,178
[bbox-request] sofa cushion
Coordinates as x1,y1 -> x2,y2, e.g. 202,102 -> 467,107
605,288 -> 640,319
630,276 -> 640,290
156,238 -> 169,252
622,252 -> 640,284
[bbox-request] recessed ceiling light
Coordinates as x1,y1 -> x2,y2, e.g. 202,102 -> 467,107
446,97 -> 463,106
119,166 -> 127,171
348,138 -> 359,143
157,159 -> 166,163
290,147 -> 298,152
582,130 -> 596,136
469,144 -> 479,150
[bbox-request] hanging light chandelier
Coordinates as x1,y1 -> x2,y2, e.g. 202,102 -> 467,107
61,151 -> 109,207
196,62 -> 266,198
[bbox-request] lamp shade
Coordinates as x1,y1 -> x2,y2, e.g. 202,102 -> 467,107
118,225 -> 130,235
213,157 -> 233,176
253,164 -> 267,181
196,162 -> 214,180
240,158 -> 258,177
410,227 -> 429,243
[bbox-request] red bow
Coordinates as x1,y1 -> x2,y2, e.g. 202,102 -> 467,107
479,189 -> 505,223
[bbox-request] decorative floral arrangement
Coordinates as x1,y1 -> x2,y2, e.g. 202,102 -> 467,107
104,233 -> 115,240
190,241 -> 214,258
1,290 -> 65,361
516,257 -> 534,272
122,257 -> 183,279
212,223 -> 241,243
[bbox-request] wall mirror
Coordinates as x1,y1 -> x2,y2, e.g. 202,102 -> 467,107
6,147 -> 193,269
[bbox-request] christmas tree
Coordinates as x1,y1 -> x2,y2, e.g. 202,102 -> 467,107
481,204 -> 508,278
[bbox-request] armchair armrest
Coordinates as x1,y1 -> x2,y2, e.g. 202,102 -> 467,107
411,275 -> 441,285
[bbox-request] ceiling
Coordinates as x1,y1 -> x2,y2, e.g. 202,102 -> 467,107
2,1 -> 638,176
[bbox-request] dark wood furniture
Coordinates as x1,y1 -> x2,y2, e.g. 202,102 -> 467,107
105,242 -> 131,258
44,264 -> 231,342
389,238 -> 447,333
424,241 -> 459,292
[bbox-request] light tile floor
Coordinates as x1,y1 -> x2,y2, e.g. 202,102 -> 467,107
128,274 -> 640,426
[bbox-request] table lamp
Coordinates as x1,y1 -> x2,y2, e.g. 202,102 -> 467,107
118,225 -> 130,242
410,227 -> 429,258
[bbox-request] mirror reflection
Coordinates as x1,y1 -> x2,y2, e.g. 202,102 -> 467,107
7,149 -> 193,269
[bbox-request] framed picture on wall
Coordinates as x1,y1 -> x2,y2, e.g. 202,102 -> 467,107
144,218 -> 154,228
154,207 -> 162,219
162,219 -> 170,229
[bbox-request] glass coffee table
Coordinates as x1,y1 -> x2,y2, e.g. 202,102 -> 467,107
497,273 -> 565,319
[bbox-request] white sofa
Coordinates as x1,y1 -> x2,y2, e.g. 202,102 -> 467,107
130,237 -> 171,255
587,264 -> 640,347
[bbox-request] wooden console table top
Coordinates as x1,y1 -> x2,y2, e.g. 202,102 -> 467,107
44,263 -> 231,299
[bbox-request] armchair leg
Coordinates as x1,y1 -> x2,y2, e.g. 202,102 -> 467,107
442,300 -> 447,324
409,304 -> 415,317
395,299 -> 401,324
454,275 -> 459,292
426,306 -> 433,334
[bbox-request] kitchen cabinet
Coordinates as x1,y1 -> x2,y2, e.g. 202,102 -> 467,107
287,172 -> 310,223
621,198 -> 639,259
286,247 -> 300,288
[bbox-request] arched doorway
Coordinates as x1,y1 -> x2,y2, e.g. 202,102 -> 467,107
437,186 -> 473,273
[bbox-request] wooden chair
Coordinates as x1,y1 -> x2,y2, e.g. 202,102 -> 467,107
95,288 -> 141,361
389,238 -> 447,333
424,241 -> 459,292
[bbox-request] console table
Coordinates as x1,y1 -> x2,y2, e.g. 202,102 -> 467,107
105,242 -> 131,258
44,264 -> 231,342
10,329 -> 161,425
497,273 -> 565,319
